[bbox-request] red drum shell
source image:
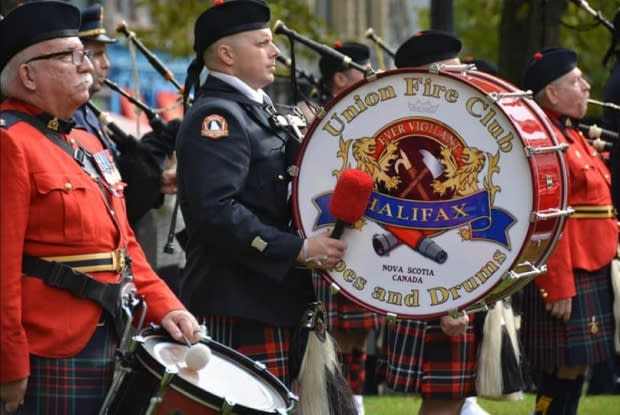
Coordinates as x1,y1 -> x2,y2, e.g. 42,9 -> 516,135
292,68 -> 568,319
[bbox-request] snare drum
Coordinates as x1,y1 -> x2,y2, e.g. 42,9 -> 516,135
106,328 -> 296,414
292,67 -> 571,319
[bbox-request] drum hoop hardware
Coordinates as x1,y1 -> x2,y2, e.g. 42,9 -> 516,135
221,399 -> 236,415
328,282 -> 341,295
507,261 -> 547,280
253,360 -> 267,371
144,367 -> 178,415
487,90 -> 531,103
427,62 -> 472,74
524,143 -> 569,157
530,207 -> 575,222
464,301 -> 490,315
385,312 -> 398,322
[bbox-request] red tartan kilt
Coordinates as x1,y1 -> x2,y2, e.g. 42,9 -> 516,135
384,317 -> 478,399
312,271 -> 381,332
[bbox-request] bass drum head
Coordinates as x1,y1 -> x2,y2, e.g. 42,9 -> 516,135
292,68 -> 567,319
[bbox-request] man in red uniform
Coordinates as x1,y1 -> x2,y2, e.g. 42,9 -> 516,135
0,2 -> 202,413
521,47 -> 617,415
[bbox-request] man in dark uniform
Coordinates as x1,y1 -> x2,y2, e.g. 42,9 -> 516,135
0,2 -> 201,413
74,3 -> 179,228
521,47 -> 617,415
176,0 -> 349,407
313,40 -> 381,414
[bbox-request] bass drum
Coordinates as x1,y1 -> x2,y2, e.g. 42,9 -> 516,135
106,328 -> 296,414
292,67 -> 570,319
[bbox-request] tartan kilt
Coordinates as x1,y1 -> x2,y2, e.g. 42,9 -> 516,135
312,271 -> 382,332
20,319 -> 117,415
521,266 -> 615,371
384,316 -> 478,400
202,316 -> 293,386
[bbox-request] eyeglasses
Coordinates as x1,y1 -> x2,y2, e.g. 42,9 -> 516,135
25,49 -> 93,66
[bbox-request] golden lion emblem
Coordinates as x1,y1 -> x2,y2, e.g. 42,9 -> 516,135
352,137 -> 401,190
431,145 -> 486,197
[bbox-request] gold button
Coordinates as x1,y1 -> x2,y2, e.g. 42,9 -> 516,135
70,138 -> 76,144
91,175 -> 98,181
109,210 -> 115,216
584,164 -> 590,171
277,174 -> 285,180
64,182 -> 73,192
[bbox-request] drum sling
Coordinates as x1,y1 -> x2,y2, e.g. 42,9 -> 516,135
22,255 -> 124,318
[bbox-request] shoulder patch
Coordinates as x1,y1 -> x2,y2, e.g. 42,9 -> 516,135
201,114 -> 229,139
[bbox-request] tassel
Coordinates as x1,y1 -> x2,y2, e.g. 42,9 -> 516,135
611,257 -> 620,354
293,303 -> 357,415
476,300 -> 524,400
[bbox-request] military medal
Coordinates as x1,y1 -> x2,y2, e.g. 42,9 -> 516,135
93,150 -> 124,196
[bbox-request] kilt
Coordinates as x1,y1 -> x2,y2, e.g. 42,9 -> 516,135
20,318 -> 117,415
521,266 -> 615,371
384,317 -> 478,399
312,271 -> 381,332
202,316 -> 293,386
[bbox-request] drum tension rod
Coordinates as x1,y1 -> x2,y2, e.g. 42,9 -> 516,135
530,207 -> 575,222
507,262 -> 547,280
487,91 -> 531,103
524,143 -> 569,157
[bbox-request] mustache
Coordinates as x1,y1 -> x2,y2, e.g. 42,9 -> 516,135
76,73 -> 93,88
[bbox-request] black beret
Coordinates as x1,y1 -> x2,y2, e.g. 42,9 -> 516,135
193,0 -> 270,57
319,41 -> 370,80
462,57 -> 498,76
523,47 -> 578,96
0,0 -> 81,72
394,30 -> 462,68
79,3 -> 116,44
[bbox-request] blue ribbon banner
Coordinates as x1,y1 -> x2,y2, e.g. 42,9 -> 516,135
313,190 -> 514,247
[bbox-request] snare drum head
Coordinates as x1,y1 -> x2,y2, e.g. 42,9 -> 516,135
293,68 -> 566,318
140,335 -> 290,412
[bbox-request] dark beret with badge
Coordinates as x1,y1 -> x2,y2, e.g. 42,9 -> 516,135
523,47 -> 578,96
319,41 -> 370,81
79,3 -> 116,44
0,0 -> 81,72
394,29 -> 462,69
184,0 -> 272,104
193,0 -> 271,57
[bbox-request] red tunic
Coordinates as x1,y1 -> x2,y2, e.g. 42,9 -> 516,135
0,100 -> 185,382
535,111 -> 618,302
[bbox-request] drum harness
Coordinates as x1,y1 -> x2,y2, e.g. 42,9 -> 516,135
2,110 -> 146,340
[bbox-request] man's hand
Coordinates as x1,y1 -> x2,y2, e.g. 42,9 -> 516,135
160,168 -> 177,194
161,310 -> 203,344
440,314 -> 469,336
297,230 -> 347,271
1,378 -> 27,413
546,297 -> 572,321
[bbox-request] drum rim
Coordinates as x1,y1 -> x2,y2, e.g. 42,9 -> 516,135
134,329 -> 296,414
292,68 -> 569,318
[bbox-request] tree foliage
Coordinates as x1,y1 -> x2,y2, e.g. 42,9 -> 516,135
135,0 -> 331,59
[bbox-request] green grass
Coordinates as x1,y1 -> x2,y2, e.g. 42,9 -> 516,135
363,393 -> 620,414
